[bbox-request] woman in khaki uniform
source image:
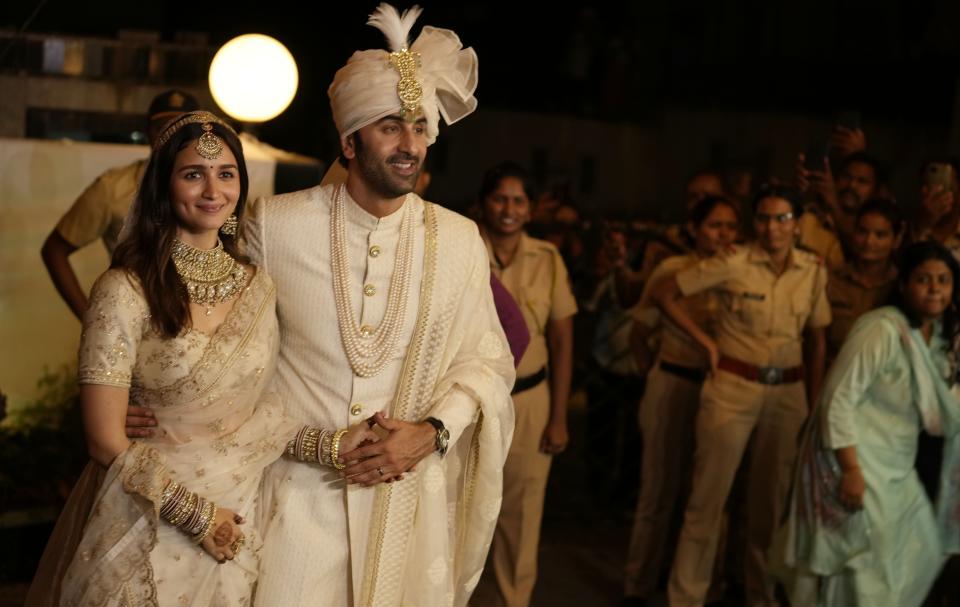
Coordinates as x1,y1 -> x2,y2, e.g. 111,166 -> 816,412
826,198 -> 903,362
623,196 -> 739,603
652,185 -> 831,607
472,162 -> 577,607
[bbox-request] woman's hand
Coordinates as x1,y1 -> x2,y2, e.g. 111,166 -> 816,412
338,423 -> 382,465
540,418 -> 569,455
838,467 -> 866,511
200,507 -> 245,563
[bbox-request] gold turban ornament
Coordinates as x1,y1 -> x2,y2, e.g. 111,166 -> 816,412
327,3 -> 478,146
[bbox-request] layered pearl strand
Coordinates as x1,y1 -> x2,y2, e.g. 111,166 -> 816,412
331,185 -> 415,378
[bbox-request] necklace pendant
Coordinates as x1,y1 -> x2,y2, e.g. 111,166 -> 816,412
205,305 -> 213,316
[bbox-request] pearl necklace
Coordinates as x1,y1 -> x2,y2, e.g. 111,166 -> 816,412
171,238 -> 247,315
331,185 -> 415,377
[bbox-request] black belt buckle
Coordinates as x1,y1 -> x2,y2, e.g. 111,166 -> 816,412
758,366 -> 783,385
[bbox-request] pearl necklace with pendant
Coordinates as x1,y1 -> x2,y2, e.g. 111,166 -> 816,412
331,185 -> 415,377
171,238 -> 247,316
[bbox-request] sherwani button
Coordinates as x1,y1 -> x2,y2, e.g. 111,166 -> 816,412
369,245 -> 381,258
350,404 -> 362,416
364,284 -> 376,297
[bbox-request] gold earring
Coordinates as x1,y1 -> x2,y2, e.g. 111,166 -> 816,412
220,214 -> 238,236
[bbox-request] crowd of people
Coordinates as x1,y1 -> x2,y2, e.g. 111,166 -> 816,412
515,131 -> 960,605
20,3 -> 960,607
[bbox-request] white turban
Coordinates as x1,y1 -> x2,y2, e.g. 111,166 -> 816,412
328,4 -> 478,146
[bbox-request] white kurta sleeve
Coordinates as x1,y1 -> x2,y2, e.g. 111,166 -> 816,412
821,316 -> 899,449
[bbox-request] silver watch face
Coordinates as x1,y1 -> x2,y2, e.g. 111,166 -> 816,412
437,428 -> 450,453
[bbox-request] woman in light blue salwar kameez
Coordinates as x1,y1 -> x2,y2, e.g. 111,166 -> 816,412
777,241 -> 960,606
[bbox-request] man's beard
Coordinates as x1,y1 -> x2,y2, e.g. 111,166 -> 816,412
355,136 -> 421,199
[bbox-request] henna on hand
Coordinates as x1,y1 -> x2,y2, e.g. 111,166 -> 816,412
213,522 -> 233,547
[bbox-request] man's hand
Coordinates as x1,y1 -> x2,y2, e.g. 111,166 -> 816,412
338,412 -> 436,487
125,405 -> 156,438
918,184 -> 954,231
829,126 -> 866,159
796,154 -> 838,209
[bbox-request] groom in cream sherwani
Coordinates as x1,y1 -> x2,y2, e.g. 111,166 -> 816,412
246,5 -> 515,607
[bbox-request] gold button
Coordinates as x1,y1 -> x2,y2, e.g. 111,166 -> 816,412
360,325 -> 374,336
369,245 -> 381,258
363,284 -> 376,297
350,403 -> 362,416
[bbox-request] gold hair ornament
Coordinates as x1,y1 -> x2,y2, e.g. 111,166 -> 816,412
154,111 -> 236,160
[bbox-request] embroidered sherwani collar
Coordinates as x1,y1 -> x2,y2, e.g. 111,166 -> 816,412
342,188 -> 412,231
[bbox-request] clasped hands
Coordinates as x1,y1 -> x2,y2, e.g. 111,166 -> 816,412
339,412 -> 437,487
126,407 -> 436,488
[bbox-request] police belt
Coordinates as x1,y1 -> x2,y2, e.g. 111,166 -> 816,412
512,367 -> 547,395
659,360 -> 707,383
718,355 -> 804,385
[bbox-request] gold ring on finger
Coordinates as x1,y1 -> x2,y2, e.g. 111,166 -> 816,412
377,466 -> 384,476
231,536 -> 245,554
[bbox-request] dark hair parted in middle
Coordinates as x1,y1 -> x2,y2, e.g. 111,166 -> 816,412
687,195 -> 740,228
751,183 -> 803,217
478,161 -> 537,204
888,241 -> 960,350
112,119 -> 249,338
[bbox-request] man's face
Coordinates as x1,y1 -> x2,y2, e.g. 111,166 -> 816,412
345,116 -> 428,199
834,161 -> 877,212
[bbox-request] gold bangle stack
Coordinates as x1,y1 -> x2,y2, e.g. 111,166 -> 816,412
160,481 -> 218,543
319,430 -> 334,466
287,427 -> 340,467
331,429 -> 349,470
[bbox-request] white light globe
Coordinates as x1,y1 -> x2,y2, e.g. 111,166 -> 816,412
209,34 -> 298,122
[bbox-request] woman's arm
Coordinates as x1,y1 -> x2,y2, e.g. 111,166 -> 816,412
81,385 -> 245,560
650,275 -> 719,373
80,384 -> 132,467
542,315 -> 574,455
835,446 -> 865,510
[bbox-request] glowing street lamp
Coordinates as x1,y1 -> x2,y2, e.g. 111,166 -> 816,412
208,34 -> 298,123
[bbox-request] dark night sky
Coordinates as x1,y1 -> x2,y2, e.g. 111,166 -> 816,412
5,0 -> 960,158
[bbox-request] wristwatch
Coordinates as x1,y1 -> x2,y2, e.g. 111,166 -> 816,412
424,417 -> 450,457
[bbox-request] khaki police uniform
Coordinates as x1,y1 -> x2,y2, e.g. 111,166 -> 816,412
667,244 -> 831,607
55,159 -> 147,254
624,253 -> 718,599
826,262 -> 896,362
473,232 -> 578,607
797,205 -> 844,271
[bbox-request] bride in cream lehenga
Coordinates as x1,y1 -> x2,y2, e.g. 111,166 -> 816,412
26,111 -> 377,606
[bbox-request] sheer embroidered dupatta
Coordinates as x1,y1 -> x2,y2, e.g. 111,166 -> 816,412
38,270 -> 296,606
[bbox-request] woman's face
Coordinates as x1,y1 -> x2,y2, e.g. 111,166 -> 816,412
693,203 -> 738,256
482,176 -> 531,237
903,258 -> 954,321
852,212 -> 898,264
752,196 -> 797,254
169,140 -> 241,240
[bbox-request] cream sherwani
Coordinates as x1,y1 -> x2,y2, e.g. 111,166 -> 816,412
245,184 -> 515,607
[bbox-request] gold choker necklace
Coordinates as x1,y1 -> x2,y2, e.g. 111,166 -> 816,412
171,239 -> 247,315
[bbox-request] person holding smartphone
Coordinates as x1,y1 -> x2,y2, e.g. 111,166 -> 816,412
912,159 -> 960,260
